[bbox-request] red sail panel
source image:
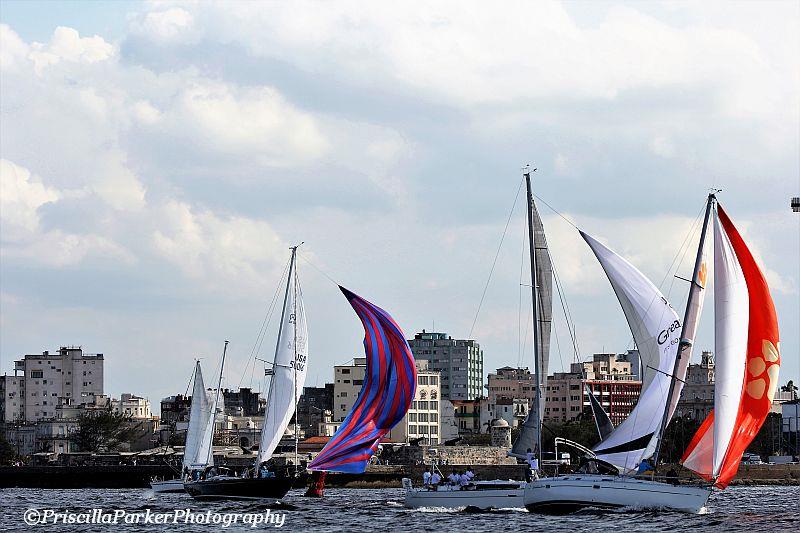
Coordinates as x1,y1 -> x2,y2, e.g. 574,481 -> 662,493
712,205 -> 780,488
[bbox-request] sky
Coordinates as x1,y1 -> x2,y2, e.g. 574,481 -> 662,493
0,1 -> 798,414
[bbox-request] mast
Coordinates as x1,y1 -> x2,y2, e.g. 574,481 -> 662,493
524,166 -> 543,464
206,340 -> 228,468
292,247 -> 299,471
258,246 -> 297,469
652,193 -> 715,467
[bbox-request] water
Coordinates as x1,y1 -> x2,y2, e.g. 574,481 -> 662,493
1,486 -> 798,531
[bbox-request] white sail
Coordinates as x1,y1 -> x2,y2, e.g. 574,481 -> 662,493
182,362 -> 213,472
581,231 -> 681,472
257,255 -> 309,464
191,343 -> 228,471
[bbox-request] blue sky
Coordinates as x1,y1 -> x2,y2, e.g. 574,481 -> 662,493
1,1 -> 798,412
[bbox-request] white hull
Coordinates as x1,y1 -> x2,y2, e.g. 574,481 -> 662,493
150,478 -> 186,494
402,478 -> 525,509
524,475 -> 711,513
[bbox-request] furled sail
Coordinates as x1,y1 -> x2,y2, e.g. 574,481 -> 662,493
581,231 -> 682,472
308,287 -> 416,473
183,362 -> 214,472
511,198 -> 553,457
257,255 -> 309,465
586,384 -> 615,441
681,204 -> 780,488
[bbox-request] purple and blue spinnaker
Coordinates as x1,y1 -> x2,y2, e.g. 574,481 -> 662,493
308,286 -> 416,473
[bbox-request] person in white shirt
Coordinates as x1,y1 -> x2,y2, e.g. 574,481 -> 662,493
465,467 -> 475,481
447,472 -> 459,485
430,472 -> 441,488
458,472 -> 470,487
423,468 -> 432,487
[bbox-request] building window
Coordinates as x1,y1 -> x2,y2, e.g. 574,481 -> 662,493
341,369 -> 351,374
31,370 -> 43,379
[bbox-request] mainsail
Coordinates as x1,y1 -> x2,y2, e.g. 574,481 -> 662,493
681,204 -> 780,488
511,193 -> 553,457
308,287 -> 416,473
257,250 -> 309,465
581,231 -> 682,472
191,342 -> 228,470
183,362 -> 214,472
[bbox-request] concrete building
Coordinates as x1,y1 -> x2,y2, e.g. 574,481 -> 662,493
486,366 -> 537,403
222,388 -> 264,417
676,351 -> 715,420
112,393 -> 152,419
451,399 -> 481,435
0,346 -> 104,422
545,353 -> 641,426
480,397 -> 529,432
407,331 -> 483,400
297,384 -> 334,438
332,358 -> 442,444
782,399 -> 799,457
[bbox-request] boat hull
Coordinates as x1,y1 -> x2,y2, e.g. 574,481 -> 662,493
524,475 -> 711,514
150,478 -> 186,494
402,478 -> 526,509
183,476 -> 294,501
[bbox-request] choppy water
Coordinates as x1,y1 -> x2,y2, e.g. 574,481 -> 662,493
1,486 -> 798,531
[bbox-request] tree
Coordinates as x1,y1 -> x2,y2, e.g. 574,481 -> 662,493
0,434 -> 17,465
70,410 -> 136,453
780,380 -> 798,397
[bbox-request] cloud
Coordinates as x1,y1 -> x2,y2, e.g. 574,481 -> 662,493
28,26 -> 116,75
0,159 -> 60,240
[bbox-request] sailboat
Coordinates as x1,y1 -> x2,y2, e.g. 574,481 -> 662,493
185,245 -> 308,501
402,167 -> 554,509
150,361 -> 215,494
524,192 -> 780,513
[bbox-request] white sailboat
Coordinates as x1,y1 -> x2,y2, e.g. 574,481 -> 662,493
524,193 -> 781,513
184,245 -> 308,500
150,361 -> 216,493
403,167 -> 552,510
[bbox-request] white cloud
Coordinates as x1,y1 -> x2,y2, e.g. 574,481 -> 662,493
152,200 -> 287,291
0,159 -> 60,240
130,7 -> 196,43
28,26 -> 115,75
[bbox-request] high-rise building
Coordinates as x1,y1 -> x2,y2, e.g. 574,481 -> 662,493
332,358 -> 441,444
544,353 -> 641,426
486,366 -> 537,403
407,330 -> 483,400
0,346 -> 104,422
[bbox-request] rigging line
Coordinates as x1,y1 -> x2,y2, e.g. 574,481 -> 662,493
621,200 -> 705,354
531,192 -> 579,231
550,253 -> 581,363
239,257 -> 291,390
298,252 -> 340,287
469,177 -> 525,339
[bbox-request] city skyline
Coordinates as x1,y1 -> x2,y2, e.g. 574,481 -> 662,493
1,2 -> 798,413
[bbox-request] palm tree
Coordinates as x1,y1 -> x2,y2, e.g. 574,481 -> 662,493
780,380 -> 798,398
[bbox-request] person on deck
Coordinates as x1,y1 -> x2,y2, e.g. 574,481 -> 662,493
423,468 -> 432,488
637,458 -> 654,477
447,472 -> 459,486
465,467 -> 475,481
430,471 -> 441,490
